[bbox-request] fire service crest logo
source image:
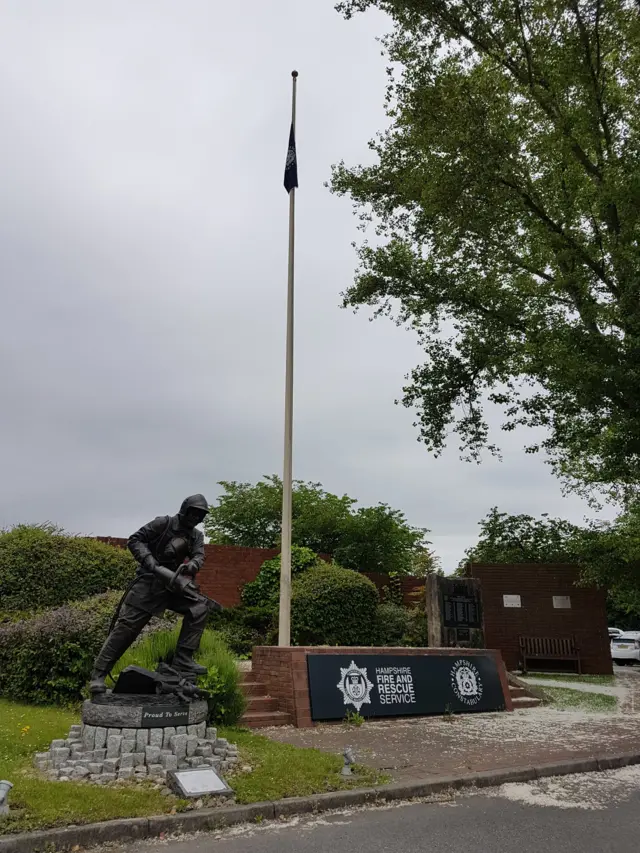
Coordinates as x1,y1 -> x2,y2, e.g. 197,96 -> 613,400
337,661 -> 374,712
450,659 -> 484,706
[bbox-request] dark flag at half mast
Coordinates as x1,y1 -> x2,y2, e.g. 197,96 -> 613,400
284,123 -> 298,193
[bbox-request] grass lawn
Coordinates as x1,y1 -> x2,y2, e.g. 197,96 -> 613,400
543,687 -> 618,713
224,728 -> 383,804
525,672 -> 616,686
0,699 -> 385,835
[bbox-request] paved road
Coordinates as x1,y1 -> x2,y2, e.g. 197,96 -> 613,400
122,767 -> 640,853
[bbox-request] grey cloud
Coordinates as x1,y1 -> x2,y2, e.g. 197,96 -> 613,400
0,1 -> 613,572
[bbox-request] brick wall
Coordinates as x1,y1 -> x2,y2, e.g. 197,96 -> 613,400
252,646 -> 512,728
467,564 -> 612,674
96,537 -> 280,608
96,538 -> 423,609
365,572 -> 424,604
197,545 -> 285,607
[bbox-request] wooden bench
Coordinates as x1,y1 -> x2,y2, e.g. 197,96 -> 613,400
519,635 -> 581,674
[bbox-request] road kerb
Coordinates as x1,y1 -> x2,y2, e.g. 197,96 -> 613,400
2,751 -> 640,853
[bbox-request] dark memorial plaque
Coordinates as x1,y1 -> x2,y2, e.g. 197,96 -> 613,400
307,654 -> 506,721
140,705 -> 189,728
442,594 -> 482,629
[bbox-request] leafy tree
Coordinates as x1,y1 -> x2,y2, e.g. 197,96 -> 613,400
459,506 -> 640,627
206,476 -> 353,551
577,503 -> 640,621
334,503 -> 433,574
331,0 -> 640,500
459,507 -> 581,569
205,476 -> 433,574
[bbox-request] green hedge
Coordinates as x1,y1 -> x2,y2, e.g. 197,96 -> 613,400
291,564 -> 380,646
208,605 -> 276,657
376,602 -> 411,645
0,592 -> 119,705
242,546 -> 320,607
0,524 -> 135,611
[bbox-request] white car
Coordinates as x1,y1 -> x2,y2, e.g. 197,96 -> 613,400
611,631 -> 640,665
609,627 -> 623,639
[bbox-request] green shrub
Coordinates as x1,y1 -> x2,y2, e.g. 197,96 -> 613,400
0,592 -> 120,705
402,606 -> 428,647
198,632 -> 247,725
242,546 -> 320,607
113,628 -> 246,726
291,564 -> 380,646
0,524 -> 135,611
376,602 -> 411,646
208,605 -> 275,657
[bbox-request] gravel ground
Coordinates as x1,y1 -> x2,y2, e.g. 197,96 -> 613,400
258,670 -> 640,780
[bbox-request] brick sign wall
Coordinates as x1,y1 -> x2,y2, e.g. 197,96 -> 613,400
466,563 -> 612,674
252,645 -> 513,727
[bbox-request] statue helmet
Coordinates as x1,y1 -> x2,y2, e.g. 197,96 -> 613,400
179,494 -> 209,517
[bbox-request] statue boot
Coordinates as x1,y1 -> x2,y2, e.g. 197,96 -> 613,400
89,670 -> 110,695
172,646 -> 207,677
170,603 -> 208,676
89,620 -> 144,695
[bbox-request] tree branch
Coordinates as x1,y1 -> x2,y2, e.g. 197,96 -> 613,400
498,176 -> 619,296
569,0 -> 613,158
429,0 -> 603,181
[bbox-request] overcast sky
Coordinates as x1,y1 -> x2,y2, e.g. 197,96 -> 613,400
0,1 -> 614,572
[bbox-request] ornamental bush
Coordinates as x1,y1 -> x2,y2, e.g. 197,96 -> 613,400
291,564 -> 380,646
241,545 -> 320,607
375,602 -> 411,646
208,605 -> 276,657
0,524 -> 135,611
0,591 -> 120,705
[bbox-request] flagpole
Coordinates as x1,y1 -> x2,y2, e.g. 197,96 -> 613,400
278,70 -> 298,647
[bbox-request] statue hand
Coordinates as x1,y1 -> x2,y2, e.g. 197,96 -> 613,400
173,573 -> 192,594
143,555 -> 160,573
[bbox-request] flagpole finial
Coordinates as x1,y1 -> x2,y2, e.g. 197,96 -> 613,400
291,70 -> 299,78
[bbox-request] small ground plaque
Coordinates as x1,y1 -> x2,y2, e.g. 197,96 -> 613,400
167,768 -> 233,798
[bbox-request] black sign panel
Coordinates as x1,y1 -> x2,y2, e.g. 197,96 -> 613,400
140,705 -> 189,728
307,654 -> 505,721
442,595 -> 481,628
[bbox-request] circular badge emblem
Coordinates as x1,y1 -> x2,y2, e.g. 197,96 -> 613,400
450,659 -> 484,706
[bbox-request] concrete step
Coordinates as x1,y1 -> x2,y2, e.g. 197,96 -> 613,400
240,711 -> 292,728
509,686 -> 527,697
241,680 -> 267,697
244,695 -> 279,713
511,696 -> 542,709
